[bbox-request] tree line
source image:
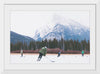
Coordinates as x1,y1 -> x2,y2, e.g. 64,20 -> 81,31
11,38 -> 90,52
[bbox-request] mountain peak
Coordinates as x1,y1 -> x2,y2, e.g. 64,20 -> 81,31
33,15 -> 90,41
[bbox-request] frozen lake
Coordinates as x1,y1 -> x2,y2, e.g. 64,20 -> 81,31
10,54 -> 90,64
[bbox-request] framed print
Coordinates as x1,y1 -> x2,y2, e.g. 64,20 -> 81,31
0,0 -> 100,74
4,4 -> 95,70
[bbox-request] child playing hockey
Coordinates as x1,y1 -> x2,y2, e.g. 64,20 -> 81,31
20,48 -> 23,57
37,46 -> 47,61
57,50 -> 61,57
81,50 -> 84,56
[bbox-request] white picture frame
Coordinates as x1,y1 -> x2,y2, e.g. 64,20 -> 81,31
0,0 -> 100,74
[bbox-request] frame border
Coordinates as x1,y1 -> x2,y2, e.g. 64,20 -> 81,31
0,0 -> 100,74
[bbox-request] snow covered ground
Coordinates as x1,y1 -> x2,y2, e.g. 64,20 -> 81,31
10,54 -> 90,64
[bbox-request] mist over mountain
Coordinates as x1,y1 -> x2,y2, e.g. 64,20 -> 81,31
33,15 -> 90,41
11,14 -> 90,42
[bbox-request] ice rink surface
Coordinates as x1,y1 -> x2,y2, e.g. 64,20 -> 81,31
10,54 -> 90,64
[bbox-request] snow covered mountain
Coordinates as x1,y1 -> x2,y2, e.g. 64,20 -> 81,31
33,15 -> 90,41
43,24 -> 90,41
33,24 -> 53,41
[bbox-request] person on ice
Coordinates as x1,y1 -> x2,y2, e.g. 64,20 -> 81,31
20,48 -> 23,57
57,50 -> 61,57
37,46 -> 47,61
81,50 -> 84,56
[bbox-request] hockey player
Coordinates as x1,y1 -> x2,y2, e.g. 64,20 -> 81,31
37,46 -> 47,61
20,48 -> 23,57
81,50 -> 84,56
57,50 -> 61,57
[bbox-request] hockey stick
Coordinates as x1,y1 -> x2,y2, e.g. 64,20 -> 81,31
45,56 -> 55,62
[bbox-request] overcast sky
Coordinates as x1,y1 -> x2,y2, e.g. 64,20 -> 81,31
11,11 -> 90,38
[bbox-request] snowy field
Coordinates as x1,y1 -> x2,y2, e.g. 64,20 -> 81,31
10,54 -> 90,64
